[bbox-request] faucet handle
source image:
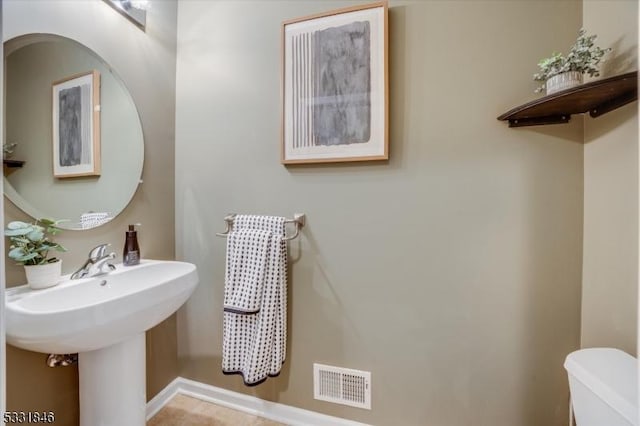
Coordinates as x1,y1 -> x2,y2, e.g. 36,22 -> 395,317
96,253 -> 117,274
88,244 -> 110,260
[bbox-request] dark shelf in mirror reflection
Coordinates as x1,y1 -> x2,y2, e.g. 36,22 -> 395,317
3,159 -> 25,176
3,159 -> 25,167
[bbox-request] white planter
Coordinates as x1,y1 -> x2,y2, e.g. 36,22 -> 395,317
24,260 -> 62,290
546,71 -> 583,95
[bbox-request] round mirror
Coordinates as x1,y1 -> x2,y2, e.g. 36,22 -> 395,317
4,34 -> 144,230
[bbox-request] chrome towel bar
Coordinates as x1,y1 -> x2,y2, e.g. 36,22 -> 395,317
215,213 -> 305,241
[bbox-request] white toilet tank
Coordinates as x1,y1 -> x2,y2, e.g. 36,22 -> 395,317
564,348 -> 638,426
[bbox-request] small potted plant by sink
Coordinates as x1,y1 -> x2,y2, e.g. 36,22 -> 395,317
533,28 -> 611,95
4,218 -> 67,289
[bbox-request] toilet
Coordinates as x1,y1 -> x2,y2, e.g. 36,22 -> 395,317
565,348 -> 638,426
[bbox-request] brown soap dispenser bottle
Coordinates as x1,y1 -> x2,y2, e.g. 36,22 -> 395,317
123,224 -> 140,266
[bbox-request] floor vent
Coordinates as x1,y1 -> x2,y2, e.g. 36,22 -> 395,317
313,363 -> 371,410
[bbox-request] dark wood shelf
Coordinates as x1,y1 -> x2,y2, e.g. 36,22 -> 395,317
3,159 -> 24,168
3,159 -> 25,176
497,71 -> 638,127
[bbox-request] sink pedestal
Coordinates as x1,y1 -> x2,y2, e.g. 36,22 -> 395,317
79,333 -> 146,426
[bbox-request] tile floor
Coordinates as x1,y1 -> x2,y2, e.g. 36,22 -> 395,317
147,394 -> 286,426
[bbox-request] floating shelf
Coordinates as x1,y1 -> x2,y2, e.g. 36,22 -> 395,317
497,71 -> 638,127
3,159 -> 25,168
3,159 -> 25,176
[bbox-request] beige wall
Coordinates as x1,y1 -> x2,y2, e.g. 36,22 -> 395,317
3,1 -> 178,425
175,1 -> 584,425
581,0 -> 638,355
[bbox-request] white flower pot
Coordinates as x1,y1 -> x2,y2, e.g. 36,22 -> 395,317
546,71 -> 583,95
24,260 -> 62,290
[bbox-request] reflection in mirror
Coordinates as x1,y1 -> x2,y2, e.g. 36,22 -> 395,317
4,34 -> 144,230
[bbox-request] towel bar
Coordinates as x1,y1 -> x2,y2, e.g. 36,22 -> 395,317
215,213 -> 305,241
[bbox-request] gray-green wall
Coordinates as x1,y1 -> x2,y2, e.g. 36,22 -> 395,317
4,1 -> 178,425
581,0 -> 638,356
175,1 -> 584,425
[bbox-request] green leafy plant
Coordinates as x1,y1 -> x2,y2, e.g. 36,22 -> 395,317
3,142 -> 17,158
533,29 -> 611,93
4,219 -> 67,265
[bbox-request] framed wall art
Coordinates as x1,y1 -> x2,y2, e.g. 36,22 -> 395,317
281,1 -> 388,164
52,70 -> 101,178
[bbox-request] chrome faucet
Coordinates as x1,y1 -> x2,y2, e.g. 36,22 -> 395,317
70,244 -> 116,279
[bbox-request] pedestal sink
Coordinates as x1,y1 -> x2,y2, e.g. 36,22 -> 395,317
5,259 -> 199,425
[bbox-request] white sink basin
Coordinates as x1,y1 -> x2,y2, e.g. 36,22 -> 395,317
5,259 -> 199,425
6,259 -> 198,354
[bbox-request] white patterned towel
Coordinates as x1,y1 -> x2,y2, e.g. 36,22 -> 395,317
80,212 -> 111,229
222,215 -> 287,386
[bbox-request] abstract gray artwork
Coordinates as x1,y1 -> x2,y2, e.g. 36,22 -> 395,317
58,86 -> 82,166
291,21 -> 371,148
58,83 -> 91,167
282,3 -> 387,164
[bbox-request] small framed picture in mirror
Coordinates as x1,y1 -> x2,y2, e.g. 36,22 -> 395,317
52,70 -> 101,178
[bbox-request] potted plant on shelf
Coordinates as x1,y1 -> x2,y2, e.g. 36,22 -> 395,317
534,29 -> 611,95
4,218 -> 67,289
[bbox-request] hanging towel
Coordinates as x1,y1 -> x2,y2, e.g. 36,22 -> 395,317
80,212 -> 111,229
222,215 -> 287,386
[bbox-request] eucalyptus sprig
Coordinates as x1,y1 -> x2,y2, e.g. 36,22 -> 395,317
4,219 -> 67,265
533,29 -> 611,93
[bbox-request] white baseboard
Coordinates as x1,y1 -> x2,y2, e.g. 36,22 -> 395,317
146,377 -> 371,426
146,377 -> 181,420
